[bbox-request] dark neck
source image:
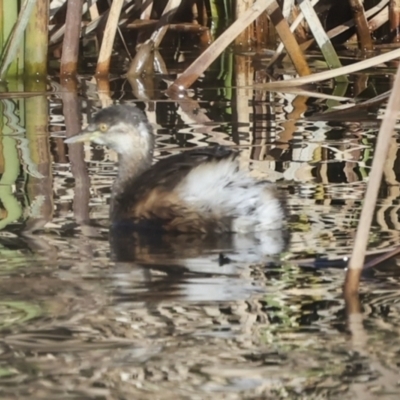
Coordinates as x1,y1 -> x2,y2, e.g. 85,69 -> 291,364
113,150 -> 153,197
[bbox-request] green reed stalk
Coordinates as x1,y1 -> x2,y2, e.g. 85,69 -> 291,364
0,0 -> 22,78
24,0 -> 48,78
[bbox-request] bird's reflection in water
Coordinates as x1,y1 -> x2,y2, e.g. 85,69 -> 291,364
109,227 -> 289,303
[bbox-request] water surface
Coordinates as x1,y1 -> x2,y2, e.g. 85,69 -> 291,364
1,49 -> 400,398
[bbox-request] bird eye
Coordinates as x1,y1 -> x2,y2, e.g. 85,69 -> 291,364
98,123 -> 108,132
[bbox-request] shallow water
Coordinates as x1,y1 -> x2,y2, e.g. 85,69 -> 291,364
1,50 -> 400,398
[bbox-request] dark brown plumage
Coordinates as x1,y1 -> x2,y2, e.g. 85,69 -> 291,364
112,145 -> 239,232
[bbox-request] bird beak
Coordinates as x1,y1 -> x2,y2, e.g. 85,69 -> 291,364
64,126 -> 101,144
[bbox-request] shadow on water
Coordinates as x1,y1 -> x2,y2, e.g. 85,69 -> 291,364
2,48 -> 400,397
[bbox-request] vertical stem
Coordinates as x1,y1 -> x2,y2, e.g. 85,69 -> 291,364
95,0 -> 125,76
2,0 -> 19,77
0,0 -> 3,50
25,0 -> 49,78
1,0 -> 38,79
60,0 -> 84,76
347,0 -> 373,50
235,0 -> 254,47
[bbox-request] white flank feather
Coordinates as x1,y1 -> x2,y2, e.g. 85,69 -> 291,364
175,158 -> 285,232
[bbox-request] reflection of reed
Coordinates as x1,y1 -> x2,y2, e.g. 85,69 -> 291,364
0,106 -> 22,229
96,77 -> 113,108
62,80 -> 90,225
24,89 -> 53,231
174,95 -> 234,147
344,290 -> 400,397
234,53 -> 253,161
0,99 -> 22,221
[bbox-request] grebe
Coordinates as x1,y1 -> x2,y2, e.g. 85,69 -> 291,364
65,105 -> 285,233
